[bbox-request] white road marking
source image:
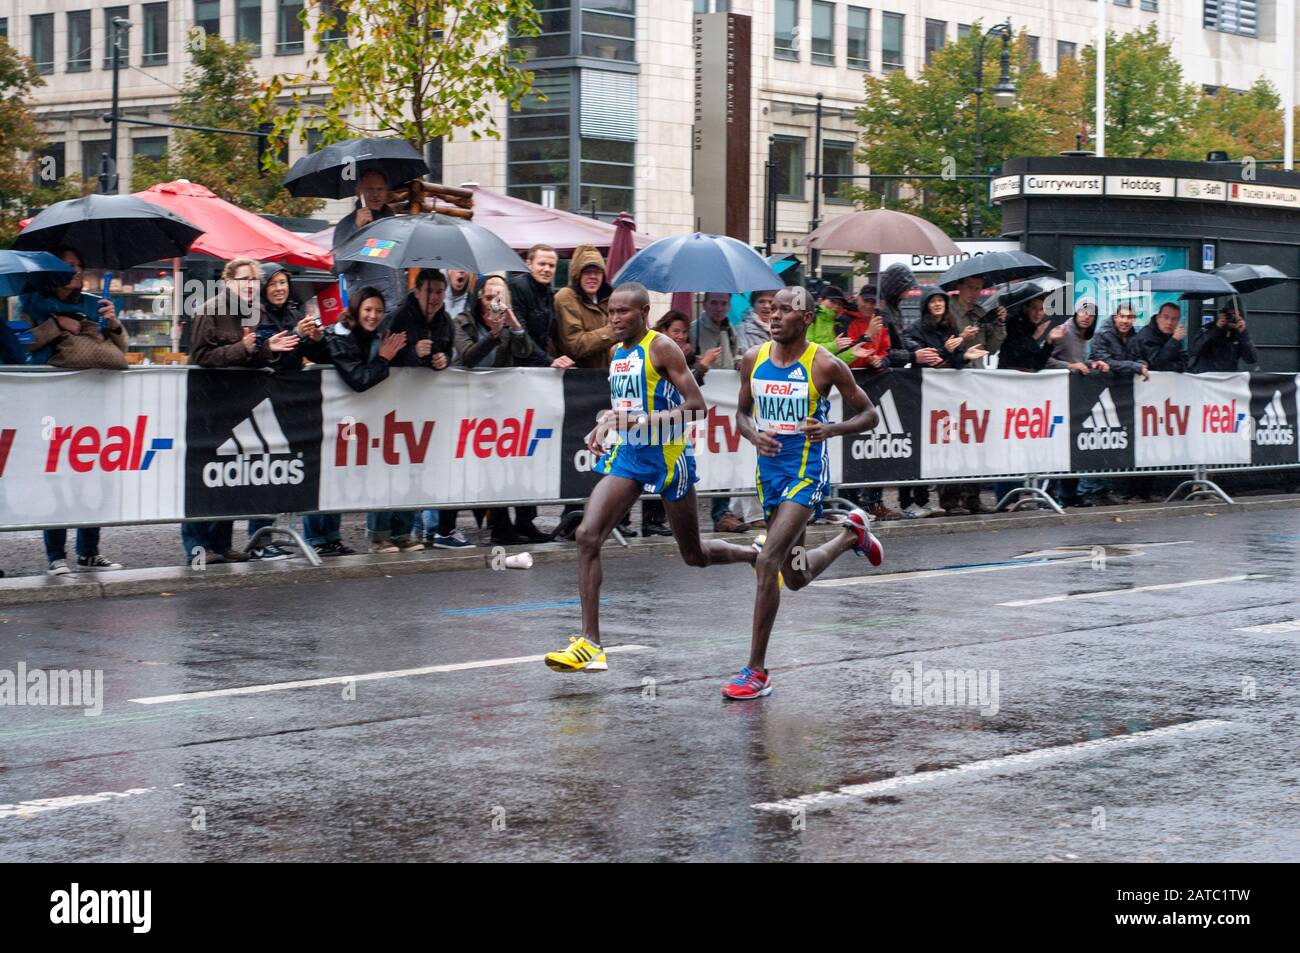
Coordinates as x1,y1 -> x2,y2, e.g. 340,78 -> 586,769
0,787 -> 154,821
998,574 -> 1269,607
1235,619 -> 1300,634
814,555 -> 1098,587
128,644 -> 653,705
752,719 -> 1231,814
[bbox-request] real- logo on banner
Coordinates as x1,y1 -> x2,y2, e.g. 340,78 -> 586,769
184,370 -> 322,517
1069,377 -> 1134,473
1248,374 -> 1299,466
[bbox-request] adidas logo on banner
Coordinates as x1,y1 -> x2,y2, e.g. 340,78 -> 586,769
851,390 -> 913,460
1256,390 -> 1295,446
203,398 -> 306,488
1077,388 -> 1128,451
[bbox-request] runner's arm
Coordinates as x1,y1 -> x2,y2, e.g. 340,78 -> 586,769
804,352 -> 878,441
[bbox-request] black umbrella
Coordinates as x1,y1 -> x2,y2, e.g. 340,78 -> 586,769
936,250 -> 1054,290
1213,263 -> 1294,295
1131,268 -> 1235,300
283,138 -> 429,199
332,213 -> 527,274
994,276 -> 1067,311
14,195 -> 202,269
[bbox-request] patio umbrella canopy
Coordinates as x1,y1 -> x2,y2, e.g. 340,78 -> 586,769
283,137 -> 429,199
802,209 -> 961,256
0,250 -> 75,297
303,186 -> 656,257
14,194 -> 202,269
612,233 -> 784,293
332,213 -> 528,274
134,181 -> 334,269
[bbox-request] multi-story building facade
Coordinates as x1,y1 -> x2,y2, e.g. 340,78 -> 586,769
4,1 -> 1290,281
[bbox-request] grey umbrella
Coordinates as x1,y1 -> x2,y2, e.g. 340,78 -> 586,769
801,209 -> 961,256
1213,263 -> 1294,295
332,213 -> 527,274
1131,269 -> 1236,300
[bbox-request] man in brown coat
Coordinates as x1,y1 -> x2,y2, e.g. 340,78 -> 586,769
554,244 -> 614,370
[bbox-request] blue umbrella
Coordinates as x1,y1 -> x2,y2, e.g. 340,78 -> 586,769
612,233 -> 784,293
0,250 -> 76,297
729,254 -> 798,325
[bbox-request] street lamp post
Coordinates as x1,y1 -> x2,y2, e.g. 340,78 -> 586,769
104,16 -> 133,194
971,19 -> 1015,237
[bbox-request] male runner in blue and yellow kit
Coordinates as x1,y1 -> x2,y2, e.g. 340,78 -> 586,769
723,285 -> 884,700
544,283 -> 755,673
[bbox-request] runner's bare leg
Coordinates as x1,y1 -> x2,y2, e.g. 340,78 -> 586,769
577,475 -> 645,645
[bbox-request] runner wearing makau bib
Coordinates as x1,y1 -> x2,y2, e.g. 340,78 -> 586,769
543,282 -> 756,676
723,285 -> 886,701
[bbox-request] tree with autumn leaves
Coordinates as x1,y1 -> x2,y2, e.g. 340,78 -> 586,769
855,24 -> 1296,236
255,0 -> 541,160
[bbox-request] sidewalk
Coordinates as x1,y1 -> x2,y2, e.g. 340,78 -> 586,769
4,491 -> 1300,606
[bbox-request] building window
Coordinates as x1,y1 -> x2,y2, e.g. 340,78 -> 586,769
846,7 -> 870,70
278,0 -> 305,53
320,0 -> 349,46
1204,0 -> 1256,35
103,8 -> 130,68
1115,0 -> 1132,6
1057,40 -> 1077,64
81,139 -> 112,183
772,136 -> 805,201
775,0 -> 799,60
1141,0 -> 1158,9
869,174 -> 901,204
694,0 -> 729,10
68,11 -> 93,72
823,141 -> 855,205
882,12 -> 904,71
924,19 -> 945,65
133,136 -> 169,161
508,70 -> 573,209
512,0 -> 571,59
31,15 -> 55,74
142,3 -> 169,65
237,0 -> 263,53
811,2 -> 834,65
581,0 -> 634,61
957,23 -> 971,39
195,0 -> 221,37
1026,35 -> 1039,64
425,137 -> 444,182
0,19 -> 8,43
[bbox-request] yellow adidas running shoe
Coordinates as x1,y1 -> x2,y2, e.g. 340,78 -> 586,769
544,636 -> 608,672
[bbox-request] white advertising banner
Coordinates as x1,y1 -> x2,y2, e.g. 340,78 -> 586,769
0,368 -> 187,527
1133,372 -> 1252,468
316,367 -> 564,509
920,369 -> 1071,478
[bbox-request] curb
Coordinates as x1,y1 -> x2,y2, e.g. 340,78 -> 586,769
3,495 -> 1297,607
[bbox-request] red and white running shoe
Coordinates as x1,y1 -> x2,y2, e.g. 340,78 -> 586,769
842,508 -> 884,566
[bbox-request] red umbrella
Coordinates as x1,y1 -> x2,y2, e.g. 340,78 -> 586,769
132,180 -> 334,269
605,212 -> 638,278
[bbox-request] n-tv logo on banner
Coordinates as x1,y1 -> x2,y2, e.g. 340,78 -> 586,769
1069,377 -> 1134,473
843,368 -> 922,484
184,370 -> 322,517
1248,374 -> 1299,466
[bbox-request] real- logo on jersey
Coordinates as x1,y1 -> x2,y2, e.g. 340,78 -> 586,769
754,378 -> 811,434
609,351 -> 646,413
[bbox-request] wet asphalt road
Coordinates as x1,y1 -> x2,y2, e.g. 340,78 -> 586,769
1,507 -> 1297,863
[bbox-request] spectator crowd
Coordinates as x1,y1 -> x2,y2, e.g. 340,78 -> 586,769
0,176 -> 1270,577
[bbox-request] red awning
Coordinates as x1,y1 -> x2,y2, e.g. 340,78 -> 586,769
133,180 -> 334,269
